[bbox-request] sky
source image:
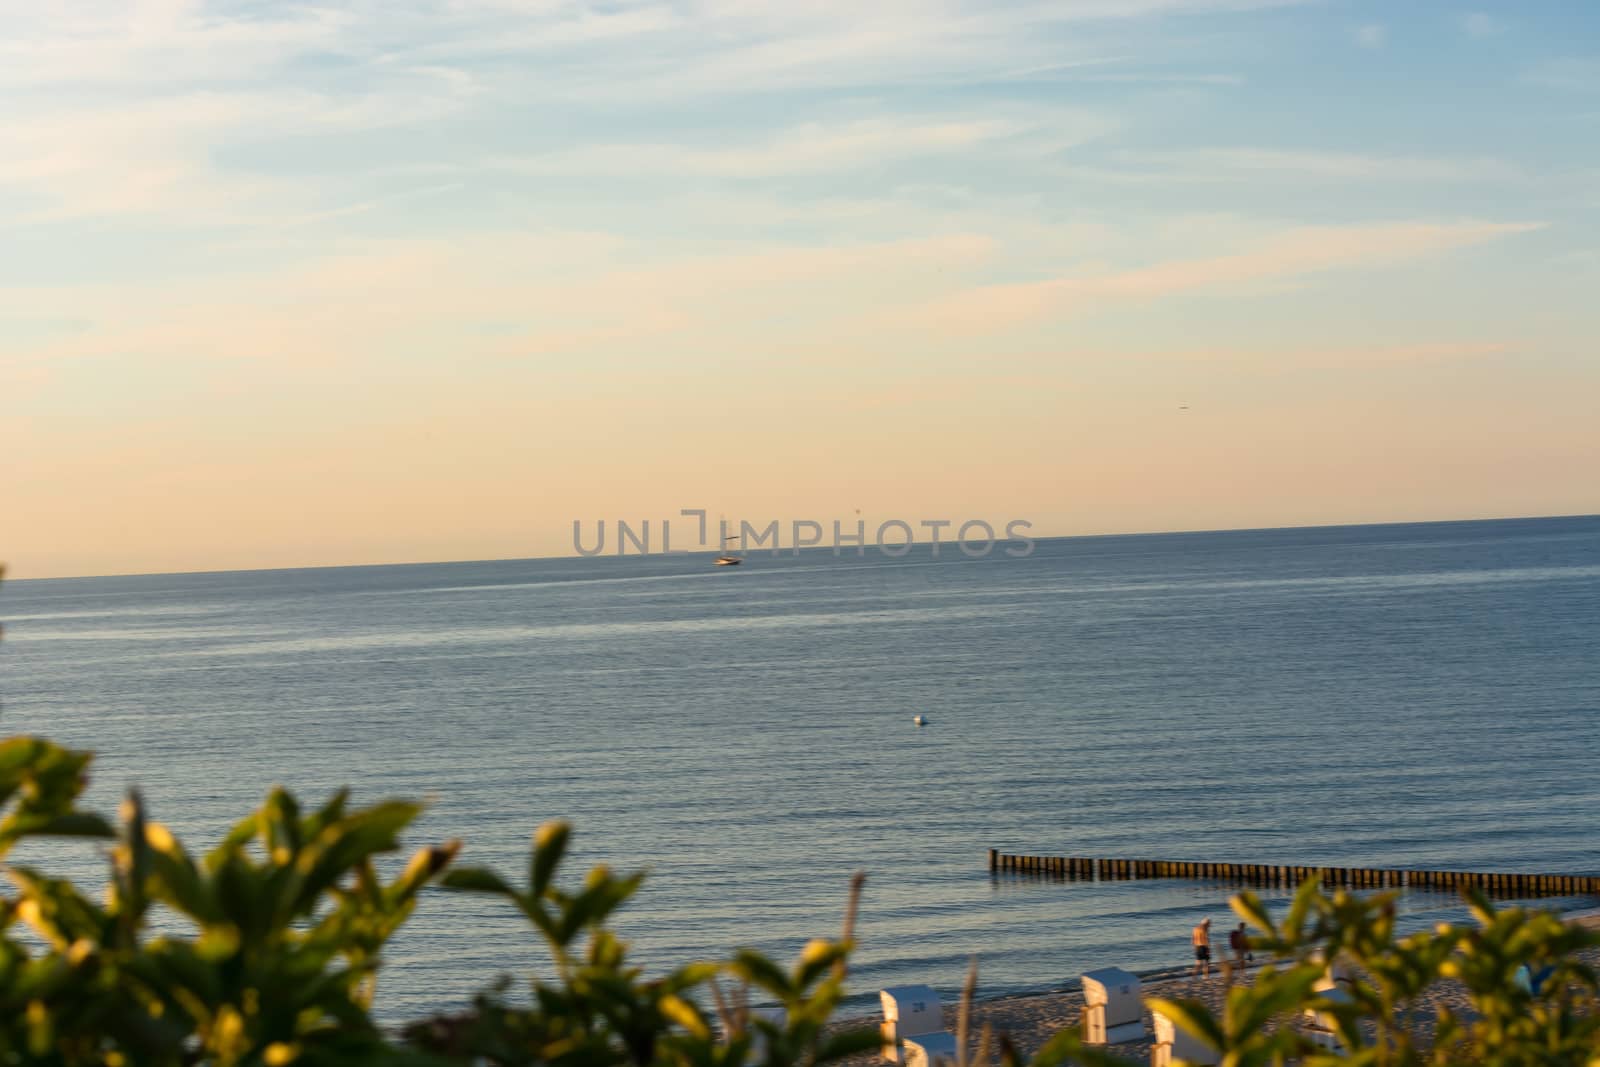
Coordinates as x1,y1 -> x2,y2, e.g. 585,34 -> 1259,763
1,0 -> 1597,578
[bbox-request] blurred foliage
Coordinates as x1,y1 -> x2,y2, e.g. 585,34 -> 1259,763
2,739 -> 452,1065
0,727 -> 888,1067
1141,876 -> 1600,1067
0,731 -> 884,1067
3,567 -> 1599,1065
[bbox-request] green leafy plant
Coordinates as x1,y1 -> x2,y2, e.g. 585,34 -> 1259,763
2,750 -> 456,1065
406,826 -> 878,1067
0,734 -> 119,1063
1146,877 -> 1600,1066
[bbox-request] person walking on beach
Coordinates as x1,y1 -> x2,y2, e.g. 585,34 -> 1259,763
1191,918 -> 1213,977
1229,922 -> 1252,971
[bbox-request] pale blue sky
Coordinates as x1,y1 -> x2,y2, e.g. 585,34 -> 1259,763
2,1 -> 1597,576
5,3 -> 1596,279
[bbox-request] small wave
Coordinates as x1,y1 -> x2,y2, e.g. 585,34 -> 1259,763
158,604 -> 1020,659
7,625 -> 271,643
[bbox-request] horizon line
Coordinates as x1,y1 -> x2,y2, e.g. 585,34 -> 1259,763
5,510 -> 1598,585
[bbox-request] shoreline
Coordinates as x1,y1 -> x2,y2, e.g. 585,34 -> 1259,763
841,909 -> 1600,1063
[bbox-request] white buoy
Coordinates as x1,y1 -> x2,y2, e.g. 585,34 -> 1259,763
913,715 -> 928,726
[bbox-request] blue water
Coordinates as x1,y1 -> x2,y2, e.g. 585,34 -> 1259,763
3,516 -> 1599,1021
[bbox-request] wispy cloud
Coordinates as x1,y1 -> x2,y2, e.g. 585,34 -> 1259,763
0,75 -> 476,224
1354,23 -> 1386,49
496,111 -> 1112,179
0,0 -> 1278,229
400,0 -> 1300,95
1134,340 -> 1520,372
1128,147 -> 1522,183
0,0 -> 1287,99
3,232 -> 998,377
0,3 -> 347,89
913,220 -> 1544,331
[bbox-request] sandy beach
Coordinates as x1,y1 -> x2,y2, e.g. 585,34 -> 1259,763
844,911 -> 1600,1064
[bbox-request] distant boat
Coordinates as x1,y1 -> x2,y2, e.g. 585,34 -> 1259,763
913,715 -> 928,726
715,535 -> 742,567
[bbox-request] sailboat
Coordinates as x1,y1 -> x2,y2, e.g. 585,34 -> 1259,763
714,535 -> 743,566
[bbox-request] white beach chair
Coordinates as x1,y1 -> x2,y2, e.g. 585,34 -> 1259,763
1151,1007 -> 1219,1066
1310,950 -> 1355,993
741,1006 -> 786,1058
1081,967 -> 1146,1045
1302,985 -> 1354,1050
879,985 -> 951,1064
902,1031 -> 959,1067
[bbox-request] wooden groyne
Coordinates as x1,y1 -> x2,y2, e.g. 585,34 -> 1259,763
987,851 -> 1600,897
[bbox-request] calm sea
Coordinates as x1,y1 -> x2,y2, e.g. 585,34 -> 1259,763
4,516 -> 1599,1021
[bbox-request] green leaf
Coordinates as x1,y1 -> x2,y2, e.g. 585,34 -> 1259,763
1145,996 -> 1225,1051
731,950 -> 793,1000
555,870 -> 644,944
386,841 -> 461,906
20,811 -> 116,839
441,867 -> 518,898
143,822 -> 219,922
284,800 -> 422,915
531,820 -> 571,898
1229,890 -> 1277,939
213,850 -> 265,938
206,810 -> 258,871
793,938 -> 850,990
308,787 -> 352,836
660,993 -> 712,1039
262,785 -> 303,857
1285,873 -> 1322,941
